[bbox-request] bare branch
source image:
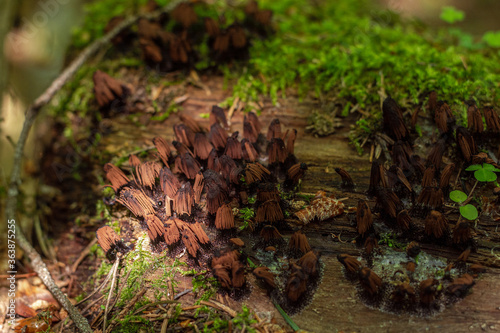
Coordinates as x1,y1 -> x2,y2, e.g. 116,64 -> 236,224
4,2 -> 185,332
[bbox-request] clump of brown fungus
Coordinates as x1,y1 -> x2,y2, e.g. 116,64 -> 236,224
335,167 -> 354,190
93,70 -> 129,110
98,86 -> 498,319
253,266 -> 276,290
337,254 -> 361,276
288,230 -> 311,256
96,226 -> 130,261
356,200 -> 373,236
101,105 -> 329,308
334,93 -> 497,317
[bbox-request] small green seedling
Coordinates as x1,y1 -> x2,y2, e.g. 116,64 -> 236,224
483,31 -> 500,48
239,207 -> 255,230
450,163 -> 500,220
449,190 -> 478,220
440,6 -> 465,24
465,163 -> 500,182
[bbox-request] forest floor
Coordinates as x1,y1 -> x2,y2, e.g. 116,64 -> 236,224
4,70 -> 498,333
4,1 -> 500,332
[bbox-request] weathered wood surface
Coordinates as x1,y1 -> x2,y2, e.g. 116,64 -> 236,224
101,76 -> 500,333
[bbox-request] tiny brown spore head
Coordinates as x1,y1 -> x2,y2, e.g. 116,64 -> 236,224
337,254 -> 361,274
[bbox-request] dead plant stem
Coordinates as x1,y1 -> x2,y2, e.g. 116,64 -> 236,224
103,257 -> 120,332
468,179 -> 479,199
76,260 -> 116,306
109,268 -> 132,310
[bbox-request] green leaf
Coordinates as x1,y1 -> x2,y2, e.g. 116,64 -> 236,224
450,190 -> 467,203
274,302 -> 300,332
482,163 -> 495,170
465,164 -> 481,171
483,31 -> 500,48
247,258 -> 257,269
458,33 -> 475,49
440,6 -> 465,24
474,169 -> 497,182
460,204 -> 478,220
481,163 -> 500,172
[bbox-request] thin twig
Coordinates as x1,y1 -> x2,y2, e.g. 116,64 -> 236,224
81,295 -> 105,315
4,2 -> 185,332
106,288 -> 147,333
109,268 -> 132,310
200,300 -> 237,317
133,300 -> 180,315
71,238 -> 98,273
161,318 -> 169,333
174,288 -> 193,300
121,145 -> 156,159
468,179 -> 479,199
76,262 -> 116,306
227,96 -> 240,125
103,257 -> 120,332
454,163 -> 463,187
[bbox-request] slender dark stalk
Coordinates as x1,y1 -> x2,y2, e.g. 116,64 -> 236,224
468,179 -> 479,199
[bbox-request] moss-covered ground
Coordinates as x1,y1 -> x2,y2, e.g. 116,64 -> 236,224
65,0 -> 500,153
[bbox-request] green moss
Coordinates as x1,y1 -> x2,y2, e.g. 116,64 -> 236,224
233,305 -> 258,330
170,304 -> 183,324
149,258 -> 186,300
113,241 -> 190,307
192,271 -> 219,302
201,305 -> 257,333
103,187 -> 116,198
224,0 -> 500,144
90,243 -> 103,256
115,237 -> 152,306
74,293 -> 86,303
48,65 -> 95,118
96,260 -> 113,278
295,193 -> 315,203
72,0 -> 169,49
67,0 -> 500,152
115,314 -> 154,333
306,109 -> 342,136
205,316 -> 229,332
378,232 -> 405,249
238,207 -> 255,231
150,102 -> 180,122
